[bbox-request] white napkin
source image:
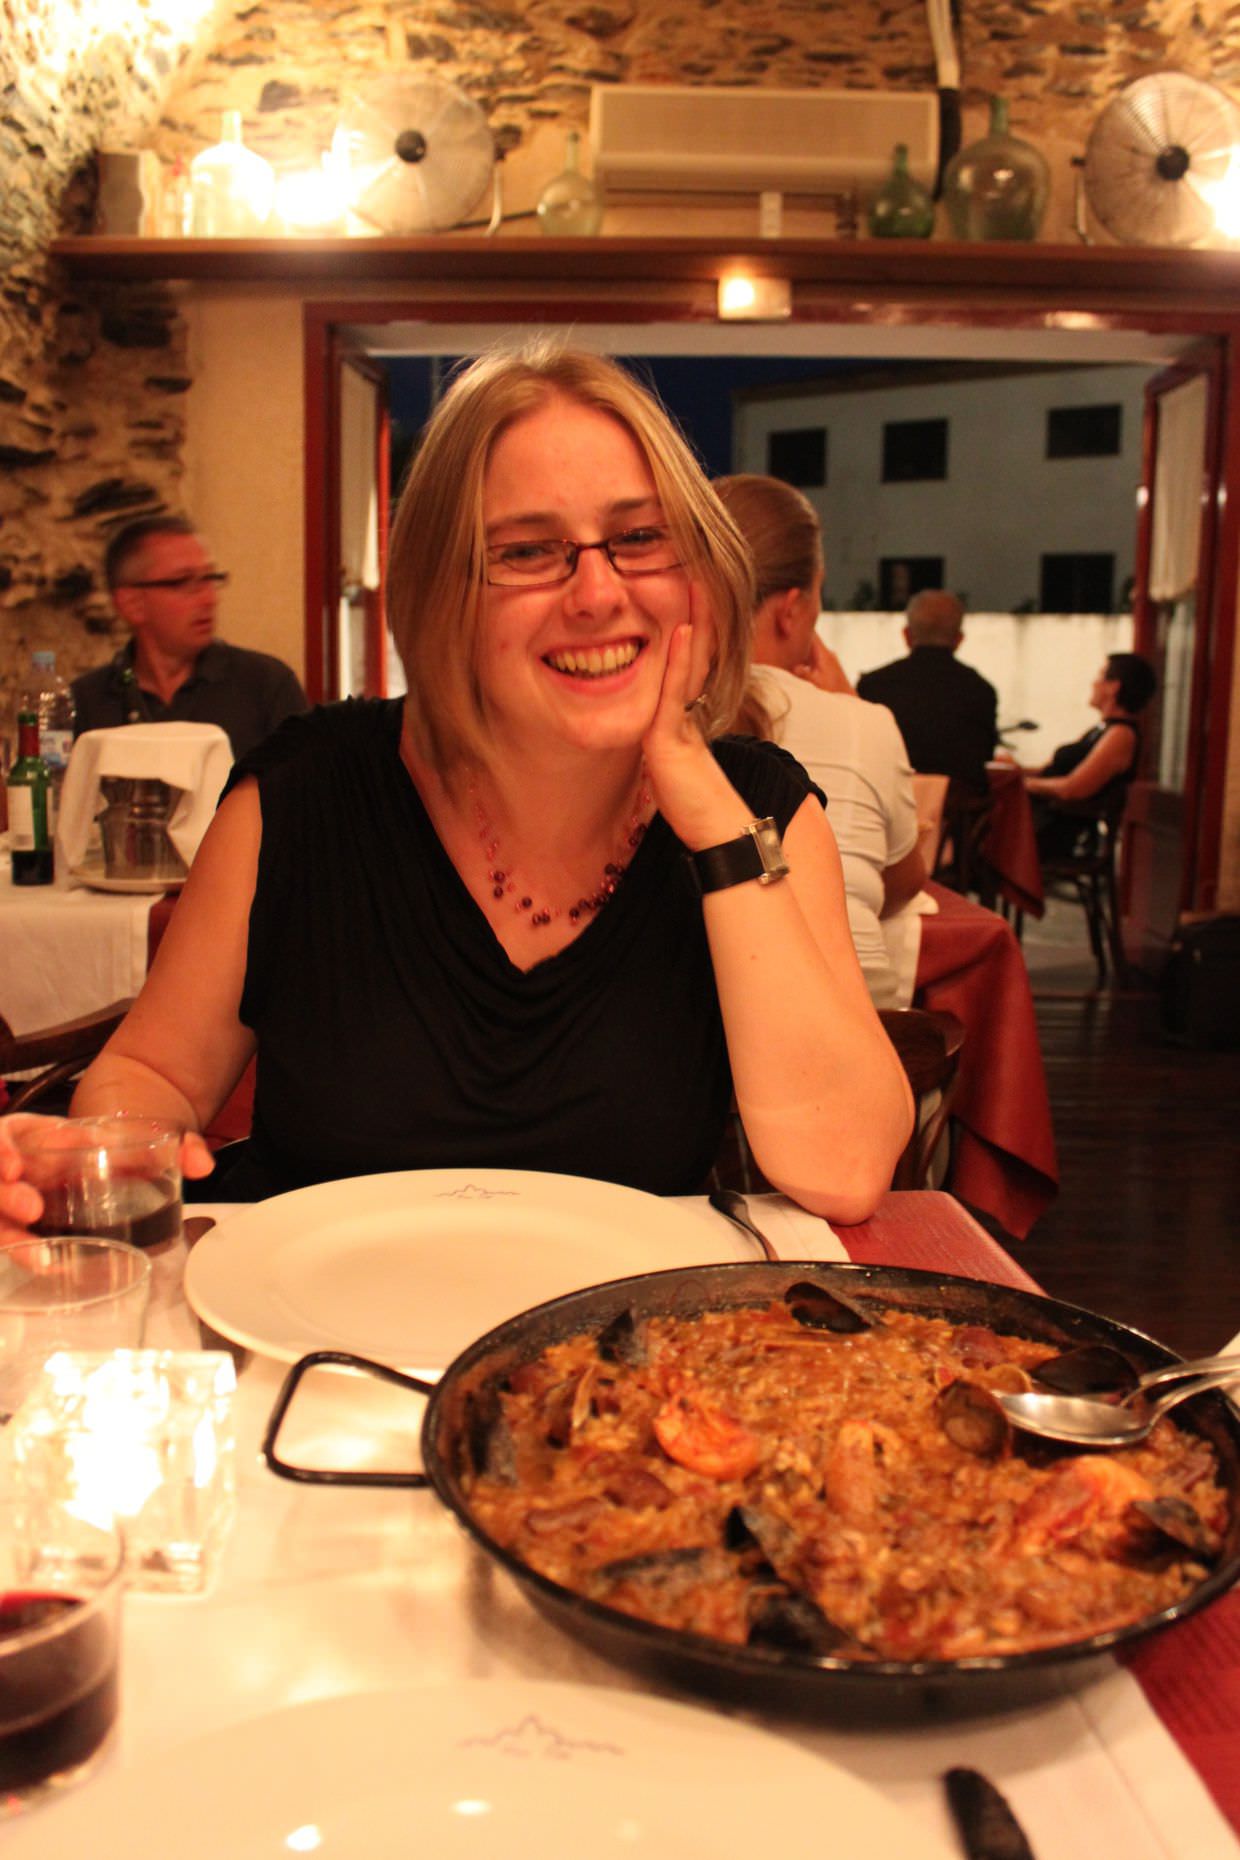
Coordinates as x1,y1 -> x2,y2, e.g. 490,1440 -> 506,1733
56,723 -> 233,872
677,1192 -> 848,1261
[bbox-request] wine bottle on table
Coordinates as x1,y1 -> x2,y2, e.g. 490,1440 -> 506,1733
7,709 -> 54,886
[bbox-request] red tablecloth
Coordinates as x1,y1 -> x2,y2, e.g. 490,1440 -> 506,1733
915,880 -> 1058,1240
985,761 -> 1045,918
842,1190 -> 1239,1841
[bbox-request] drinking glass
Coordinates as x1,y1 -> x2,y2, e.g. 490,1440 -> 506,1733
0,1237 -> 151,1419
0,1499 -> 124,1814
15,1115 -> 183,1250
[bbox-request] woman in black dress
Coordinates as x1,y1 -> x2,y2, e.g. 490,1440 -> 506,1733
1,342 -> 911,1232
1023,651 -> 1156,859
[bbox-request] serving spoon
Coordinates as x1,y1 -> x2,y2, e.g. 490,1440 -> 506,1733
996,1353 -> 1240,1447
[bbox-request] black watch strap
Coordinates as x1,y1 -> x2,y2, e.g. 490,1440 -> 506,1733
685,817 -> 789,896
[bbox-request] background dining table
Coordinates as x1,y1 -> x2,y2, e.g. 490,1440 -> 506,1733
983,761 -> 1045,920
914,880 -> 1059,1241
5,1188 -> 1236,1858
0,860 -> 156,1035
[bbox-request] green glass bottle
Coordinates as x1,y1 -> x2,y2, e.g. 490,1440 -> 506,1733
942,96 -> 1049,242
7,709 -> 54,886
868,143 -> 935,239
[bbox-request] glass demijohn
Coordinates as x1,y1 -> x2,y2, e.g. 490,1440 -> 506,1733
537,130 -> 604,237
868,143 -> 936,238
942,96 -> 1050,242
190,110 -> 275,237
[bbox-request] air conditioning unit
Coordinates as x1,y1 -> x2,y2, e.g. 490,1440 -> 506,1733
589,85 -> 939,199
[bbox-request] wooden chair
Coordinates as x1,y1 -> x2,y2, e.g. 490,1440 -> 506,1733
710,1006 -> 965,1197
0,1000 -> 133,1115
933,777 -> 997,908
878,1005 -> 965,1190
1032,792 -> 1128,986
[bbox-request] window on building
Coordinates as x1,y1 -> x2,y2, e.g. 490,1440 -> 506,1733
882,418 -> 948,482
1046,403 -> 1122,459
767,427 -> 827,487
879,557 -> 945,610
1040,553 -> 1115,612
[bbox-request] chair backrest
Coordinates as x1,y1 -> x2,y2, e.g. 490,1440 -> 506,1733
709,1006 -> 965,1199
877,1006 -> 965,1190
933,778 -> 995,898
0,1000 -> 133,1114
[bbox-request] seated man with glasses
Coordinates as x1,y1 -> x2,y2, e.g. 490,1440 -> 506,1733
71,515 -> 307,760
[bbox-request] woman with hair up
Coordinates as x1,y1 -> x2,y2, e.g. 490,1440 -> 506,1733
0,343 -> 910,1230
715,473 -> 926,1011
1022,651 -> 1157,859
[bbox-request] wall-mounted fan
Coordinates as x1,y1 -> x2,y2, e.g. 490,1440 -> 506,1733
1081,71 -> 1240,246
333,76 -> 495,234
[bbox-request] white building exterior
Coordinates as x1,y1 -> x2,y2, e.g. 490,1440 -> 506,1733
734,363 -> 1153,615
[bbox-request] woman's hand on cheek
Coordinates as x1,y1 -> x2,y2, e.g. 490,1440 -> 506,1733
642,608 -> 746,850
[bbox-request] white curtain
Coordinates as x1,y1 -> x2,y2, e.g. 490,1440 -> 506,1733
1149,374 -> 1208,603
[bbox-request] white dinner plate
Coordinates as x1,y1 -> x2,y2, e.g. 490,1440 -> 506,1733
4,1682 -> 954,1858
184,1168 -> 757,1372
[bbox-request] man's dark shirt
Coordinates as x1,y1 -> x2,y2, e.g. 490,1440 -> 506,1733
71,639 -> 308,762
856,645 -> 998,793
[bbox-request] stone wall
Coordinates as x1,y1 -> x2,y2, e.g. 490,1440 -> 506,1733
3,0 -> 1240,733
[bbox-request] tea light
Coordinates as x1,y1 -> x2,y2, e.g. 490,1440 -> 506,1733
9,1350 -> 237,1595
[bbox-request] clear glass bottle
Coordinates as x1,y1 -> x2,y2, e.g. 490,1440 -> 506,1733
190,110 -> 275,237
7,710 -> 54,886
868,143 -> 936,239
23,650 -> 74,802
536,131 -> 604,237
942,96 -> 1050,243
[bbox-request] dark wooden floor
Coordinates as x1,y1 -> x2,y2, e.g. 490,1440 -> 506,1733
973,899 -> 1240,1361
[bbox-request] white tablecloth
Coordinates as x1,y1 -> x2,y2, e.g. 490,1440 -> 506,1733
0,860 -> 151,1036
8,1200 -> 1239,1859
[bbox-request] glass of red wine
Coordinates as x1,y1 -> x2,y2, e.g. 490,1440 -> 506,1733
0,1501 -> 124,1813
14,1116 -> 183,1253
0,1237 -> 151,1420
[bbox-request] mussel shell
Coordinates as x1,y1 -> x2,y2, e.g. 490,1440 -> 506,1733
936,1379 -> 1011,1458
747,1587 -> 853,1656
596,1307 -> 647,1364
1125,1497 -> 1218,1563
1032,1344 -> 1140,1396
783,1278 -> 872,1333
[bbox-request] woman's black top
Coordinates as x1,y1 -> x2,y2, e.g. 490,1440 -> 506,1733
1034,716 -> 1141,859
218,699 -> 822,1200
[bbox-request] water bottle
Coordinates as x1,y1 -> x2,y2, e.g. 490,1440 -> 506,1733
7,710 -> 54,886
24,650 -> 75,801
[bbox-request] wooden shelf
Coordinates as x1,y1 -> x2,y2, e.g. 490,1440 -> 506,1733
47,233 -> 1240,323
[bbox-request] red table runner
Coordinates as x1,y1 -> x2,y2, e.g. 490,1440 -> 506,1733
915,881 -> 1058,1240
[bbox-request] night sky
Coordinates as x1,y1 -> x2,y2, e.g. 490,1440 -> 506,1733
385,353 -> 872,486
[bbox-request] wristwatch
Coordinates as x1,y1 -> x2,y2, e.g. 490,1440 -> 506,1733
685,817 -> 790,896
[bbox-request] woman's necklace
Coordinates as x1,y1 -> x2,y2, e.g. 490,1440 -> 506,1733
471,771 -> 652,929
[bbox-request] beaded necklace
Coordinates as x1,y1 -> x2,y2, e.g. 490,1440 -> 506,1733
471,771 -> 652,929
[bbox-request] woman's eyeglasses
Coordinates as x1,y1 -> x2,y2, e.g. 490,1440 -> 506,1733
122,571 -> 230,593
486,526 -> 681,588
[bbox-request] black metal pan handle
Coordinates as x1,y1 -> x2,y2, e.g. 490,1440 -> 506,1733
262,1348 -> 436,1488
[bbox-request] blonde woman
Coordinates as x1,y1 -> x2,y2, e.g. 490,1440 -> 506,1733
1,346 -> 909,1231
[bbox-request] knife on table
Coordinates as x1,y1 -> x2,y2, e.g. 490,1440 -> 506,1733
943,1768 -> 1037,1860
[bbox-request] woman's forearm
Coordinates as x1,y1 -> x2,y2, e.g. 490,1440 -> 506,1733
704,807 -> 913,1222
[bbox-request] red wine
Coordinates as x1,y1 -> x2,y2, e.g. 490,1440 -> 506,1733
11,847 -> 54,886
0,1591 -> 118,1793
31,1174 -> 181,1250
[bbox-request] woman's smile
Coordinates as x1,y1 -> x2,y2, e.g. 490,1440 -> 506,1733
543,637 -> 646,679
